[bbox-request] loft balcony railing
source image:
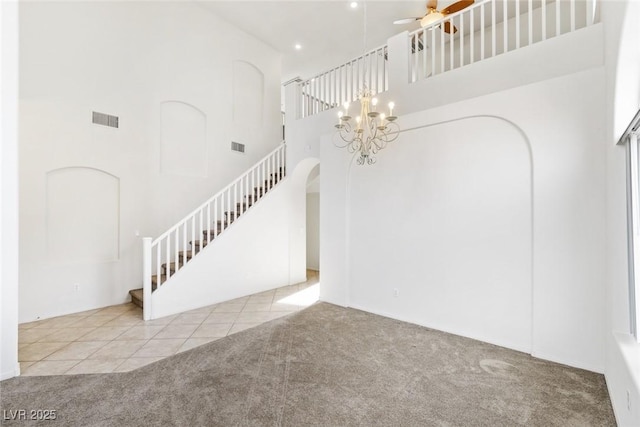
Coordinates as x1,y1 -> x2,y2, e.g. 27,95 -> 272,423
299,45 -> 388,118
296,0 -> 597,119
409,0 -> 597,82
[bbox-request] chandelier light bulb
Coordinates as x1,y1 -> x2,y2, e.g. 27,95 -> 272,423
371,97 -> 378,108
388,102 -> 395,116
343,101 -> 350,113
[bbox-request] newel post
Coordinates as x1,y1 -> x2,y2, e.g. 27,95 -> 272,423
284,80 -> 302,169
386,31 -> 411,91
142,237 -> 152,321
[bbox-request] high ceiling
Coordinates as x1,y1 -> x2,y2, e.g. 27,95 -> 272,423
198,1 -> 437,82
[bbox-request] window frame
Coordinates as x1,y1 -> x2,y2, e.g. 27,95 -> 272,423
623,109 -> 640,341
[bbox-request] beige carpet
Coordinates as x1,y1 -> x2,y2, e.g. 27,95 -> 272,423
0,302 -> 615,426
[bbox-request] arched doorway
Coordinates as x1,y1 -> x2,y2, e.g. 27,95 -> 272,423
289,158 -> 320,284
305,164 -> 320,282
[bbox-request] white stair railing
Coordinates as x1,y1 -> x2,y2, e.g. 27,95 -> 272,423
141,143 -> 287,320
409,0 -> 597,83
299,44 -> 388,118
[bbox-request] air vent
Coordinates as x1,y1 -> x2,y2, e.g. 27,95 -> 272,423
231,141 -> 245,153
92,111 -> 119,128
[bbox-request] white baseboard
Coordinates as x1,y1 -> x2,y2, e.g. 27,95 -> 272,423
347,303 -> 532,355
530,350 -> 604,374
1,364 -> 20,381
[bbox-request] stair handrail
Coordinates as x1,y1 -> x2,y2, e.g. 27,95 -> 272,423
142,141 -> 287,320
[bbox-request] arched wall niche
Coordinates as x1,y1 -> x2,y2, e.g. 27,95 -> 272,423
160,100 -> 207,178
346,115 -> 533,352
232,60 -> 264,125
46,167 -> 120,264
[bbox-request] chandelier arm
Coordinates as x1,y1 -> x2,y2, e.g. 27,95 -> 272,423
347,136 -> 364,154
334,122 -> 356,147
370,138 -> 386,153
383,122 -> 401,142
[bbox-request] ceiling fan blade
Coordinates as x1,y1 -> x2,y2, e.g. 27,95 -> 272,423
393,17 -> 422,24
426,0 -> 438,10
441,0 -> 474,15
442,21 -> 458,34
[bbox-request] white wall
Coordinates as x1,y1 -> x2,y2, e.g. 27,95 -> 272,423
150,179 -> 293,318
18,1 -> 282,322
287,24 -> 607,372
1,0 -> 20,381
601,0 -> 640,424
347,116 -> 533,352
323,68 -> 606,371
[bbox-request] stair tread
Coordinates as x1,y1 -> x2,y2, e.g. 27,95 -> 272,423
151,274 -> 167,286
129,288 -> 143,309
161,261 -> 184,268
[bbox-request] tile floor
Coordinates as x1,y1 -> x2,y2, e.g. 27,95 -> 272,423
18,271 -> 319,376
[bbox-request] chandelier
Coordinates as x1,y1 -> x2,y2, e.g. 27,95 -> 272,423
334,92 -> 399,165
332,0 -> 400,165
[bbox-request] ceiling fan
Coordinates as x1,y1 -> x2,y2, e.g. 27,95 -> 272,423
394,0 -> 475,34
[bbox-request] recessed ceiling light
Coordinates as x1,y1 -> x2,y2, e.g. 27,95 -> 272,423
295,43 -> 302,50
350,2 -> 358,9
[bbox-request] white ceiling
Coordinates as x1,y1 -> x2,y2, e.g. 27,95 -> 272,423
198,1 -> 451,82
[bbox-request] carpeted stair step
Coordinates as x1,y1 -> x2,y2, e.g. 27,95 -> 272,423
225,210 -> 240,221
250,177 -> 283,198
161,261 -> 184,275
253,187 -> 268,197
270,167 -> 286,178
128,280 -> 158,309
151,274 -> 166,287
270,171 -> 284,180
236,202 -> 253,211
245,194 -> 260,204
190,240 -> 210,249
178,250 -> 193,262
129,288 -> 143,308
201,222 -> 228,239
215,218 -> 234,227
203,226 -> 228,238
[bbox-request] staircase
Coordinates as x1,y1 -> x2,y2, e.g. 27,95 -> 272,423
130,143 -> 287,318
